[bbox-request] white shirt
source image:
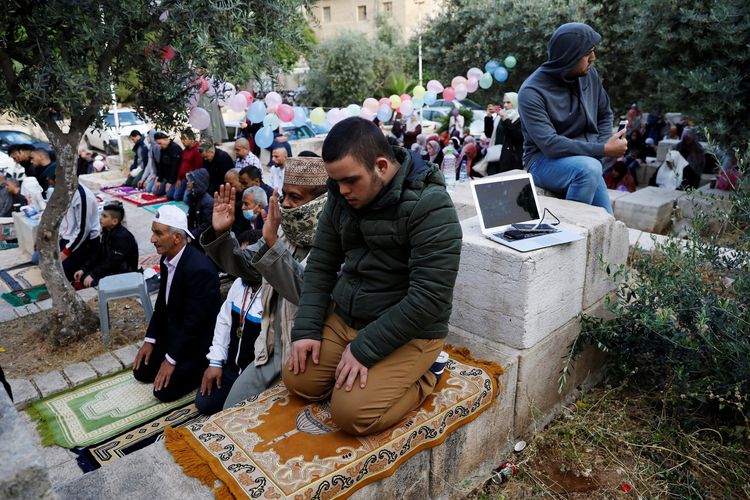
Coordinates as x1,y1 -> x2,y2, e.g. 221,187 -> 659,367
59,184 -> 100,254
235,153 -> 261,171
20,176 -> 47,212
144,243 -> 186,365
269,165 -> 285,192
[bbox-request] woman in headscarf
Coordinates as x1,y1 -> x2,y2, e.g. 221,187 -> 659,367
483,91 -> 523,175
604,160 -> 637,192
426,140 -> 443,166
415,134 -> 429,161
675,128 -> 705,189
461,143 -> 479,180
448,107 -> 464,138
403,113 -> 421,150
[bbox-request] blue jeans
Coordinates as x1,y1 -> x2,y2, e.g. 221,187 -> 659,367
528,155 -> 612,214
168,180 -> 186,201
146,178 -> 167,195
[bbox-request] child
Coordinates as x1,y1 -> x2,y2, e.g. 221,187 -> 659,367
73,203 -> 138,288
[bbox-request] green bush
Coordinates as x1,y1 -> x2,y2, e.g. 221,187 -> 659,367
572,146 -> 750,440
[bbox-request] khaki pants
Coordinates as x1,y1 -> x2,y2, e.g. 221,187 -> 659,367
283,313 -> 443,436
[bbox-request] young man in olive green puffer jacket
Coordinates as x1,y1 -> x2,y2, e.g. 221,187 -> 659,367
284,117 -> 463,436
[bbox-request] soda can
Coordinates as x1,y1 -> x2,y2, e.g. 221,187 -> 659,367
491,461 -> 517,484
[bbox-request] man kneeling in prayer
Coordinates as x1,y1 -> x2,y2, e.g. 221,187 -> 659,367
200,155 -> 329,410
133,205 -> 221,401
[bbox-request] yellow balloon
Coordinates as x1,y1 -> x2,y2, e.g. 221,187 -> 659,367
310,107 -> 325,125
389,95 -> 401,110
412,85 -> 426,99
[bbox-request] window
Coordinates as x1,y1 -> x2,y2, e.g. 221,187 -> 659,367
358,5 -> 367,21
322,6 -> 331,23
382,2 -> 392,16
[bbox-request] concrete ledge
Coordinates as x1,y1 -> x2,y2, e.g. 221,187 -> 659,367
613,186 -> 685,233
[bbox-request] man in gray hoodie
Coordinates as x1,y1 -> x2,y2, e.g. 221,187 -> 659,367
518,22 -> 627,213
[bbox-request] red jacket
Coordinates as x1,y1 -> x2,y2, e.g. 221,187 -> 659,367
177,144 -> 203,180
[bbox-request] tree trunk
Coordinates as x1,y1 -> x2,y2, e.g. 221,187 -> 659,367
35,129 -> 99,346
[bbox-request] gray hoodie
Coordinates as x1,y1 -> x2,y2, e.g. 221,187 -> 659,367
518,23 -> 613,167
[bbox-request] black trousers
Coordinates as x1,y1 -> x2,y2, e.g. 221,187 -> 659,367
60,237 -> 99,282
132,341 -> 205,402
194,364 -> 241,415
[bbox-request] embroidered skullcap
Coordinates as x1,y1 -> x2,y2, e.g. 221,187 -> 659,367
283,157 -> 328,186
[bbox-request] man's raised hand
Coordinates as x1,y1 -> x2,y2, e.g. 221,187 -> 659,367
212,183 -> 236,235
287,339 -> 321,375
261,189 -> 281,248
604,128 -> 628,157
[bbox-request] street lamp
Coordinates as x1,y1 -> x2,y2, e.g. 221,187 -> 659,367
415,0 -> 424,125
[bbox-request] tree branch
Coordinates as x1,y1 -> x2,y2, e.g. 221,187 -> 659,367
0,47 -> 19,96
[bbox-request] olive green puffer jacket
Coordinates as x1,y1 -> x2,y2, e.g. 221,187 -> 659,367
291,147 -> 463,367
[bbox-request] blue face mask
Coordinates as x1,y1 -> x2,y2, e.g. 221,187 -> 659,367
243,210 -> 257,221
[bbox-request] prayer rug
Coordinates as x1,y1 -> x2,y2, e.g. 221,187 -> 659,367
0,241 -> 18,250
27,370 -> 195,449
75,404 -> 205,472
166,347 -> 503,499
121,191 -> 168,206
101,186 -> 139,198
0,265 -> 44,294
141,200 -> 189,215
1,284 -> 49,306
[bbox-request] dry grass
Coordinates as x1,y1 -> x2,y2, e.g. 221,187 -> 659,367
471,385 -> 750,499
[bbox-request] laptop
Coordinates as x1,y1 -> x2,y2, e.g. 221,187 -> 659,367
469,173 -> 583,252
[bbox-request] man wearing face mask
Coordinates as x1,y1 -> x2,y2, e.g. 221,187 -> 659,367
200,155 -> 329,408
240,186 -> 267,232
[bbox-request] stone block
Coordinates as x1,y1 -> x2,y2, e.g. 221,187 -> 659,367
88,352 -> 123,376
673,186 -> 733,237
539,197 -> 630,309
607,188 -> 630,209
613,186 -> 685,234
447,182 -> 476,221
62,362 -> 98,386
112,344 -> 139,369
8,378 -> 40,409
450,215 -> 587,350
31,370 -> 69,398
430,328 -> 519,498
513,314 -> 605,435
351,449 -> 431,500
632,231 -> 670,254
0,388 -> 52,499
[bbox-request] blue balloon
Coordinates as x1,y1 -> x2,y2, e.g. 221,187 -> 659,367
412,97 -> 424,109
255,126 -> 274,149
247,101 -> 266,123
423,90 -> 437,106
485,60 -> 500,74
376,104 -> 393,122
291,106 -> 307,127
493,67 -> 509,83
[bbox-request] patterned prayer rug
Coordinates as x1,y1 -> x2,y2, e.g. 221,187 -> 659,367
75,404 -> 206,472
1,284 -> 49,306
0,265 -> 45,294
28,370 -> 195,449
101,186 -> 168,206
166,347 -> 503,499
141,200 -> 189,215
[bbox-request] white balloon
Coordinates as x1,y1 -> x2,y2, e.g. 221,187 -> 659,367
455,83 -> 468,100
189,107 -> 211,130
265,91 -> 283,108
228,93 -> 248,112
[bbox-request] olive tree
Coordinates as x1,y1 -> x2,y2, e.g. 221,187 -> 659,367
0,0 -> 310,343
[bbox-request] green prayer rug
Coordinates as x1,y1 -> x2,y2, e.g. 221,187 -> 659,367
1,284 -> 49,306
28,370 -> 194,449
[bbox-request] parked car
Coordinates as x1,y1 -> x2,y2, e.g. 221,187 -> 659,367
421,105 -> 485,137
83,108 -> 150,154
224,121 -> 317,144
0,129 -> 53,155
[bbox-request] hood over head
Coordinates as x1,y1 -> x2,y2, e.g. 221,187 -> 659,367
541,23 -> 601,79
186,168 -> 210,195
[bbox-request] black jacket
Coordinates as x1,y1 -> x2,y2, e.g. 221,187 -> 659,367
146,244 -> 221,365
484,115 -> 524,174
188,192 -> 214,248
81,224 -> 138,281
204,148 -> 234,195
156,141 -> 183,184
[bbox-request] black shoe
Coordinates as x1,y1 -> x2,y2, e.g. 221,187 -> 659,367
429,351 -> 449,384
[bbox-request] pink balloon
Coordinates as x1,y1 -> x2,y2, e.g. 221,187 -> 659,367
451,76 -> 467,89
426,80 -> 444,93
399,100 -> 414,116
277,103 -> 294,122
467,77 -> 479,93
189,107 -> 211,129
266,104 -> 278,114
197,78 -> 208,95
228,93 -> 247,112
454,84 -> 468,100
442,87 -> 456,102
379,97 -> 390,107
400,93 -> 411,102
264,91 -> 282,107
363,98 -> 379,112
239,90 -> 253,106
467,67 -> 484,80
359,107 -> 375,121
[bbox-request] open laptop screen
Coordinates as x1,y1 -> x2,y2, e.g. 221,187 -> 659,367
474,177 -> 539,229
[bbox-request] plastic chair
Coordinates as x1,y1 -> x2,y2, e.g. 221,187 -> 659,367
97,272 -> 153,347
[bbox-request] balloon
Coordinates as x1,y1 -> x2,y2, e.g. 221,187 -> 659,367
363,98 -> 379,112
412,97 -> 424,109
292,106 -> 307,126
228,93 -> 248,112
454,83 -> 468,100
264,91 -> 282,108
255,126 -> 274,149
412,85 -> 426,99
238,90 -> 253,106
276,103 -> 294,122
504,55 -> 517,69
467,77 -> 479,93
479,72 -> 493,89
467,67 -> 484,80
399,100 -> 414,116
442,87 -> 456,102
246,101 -> 266,123
389,95 -> 401,110
451,76 -> 467,89
426,80 -> 444,93
376,104 -> 393,122
485,60 -> 500,73
346,104 -> 361,116
310,107 -> 326,125
423,90 -> 437,105
359,107 -> 375,121
400,93 -> 411,102
263,113 -> 280,130
189,107 -> 211,130
493,67 -> 509,82
327,108 -> 345,125
379,97 -> 391,107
